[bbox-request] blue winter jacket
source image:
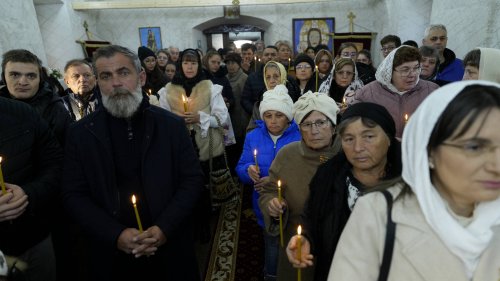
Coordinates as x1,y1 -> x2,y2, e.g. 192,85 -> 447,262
236,120 -> 301,227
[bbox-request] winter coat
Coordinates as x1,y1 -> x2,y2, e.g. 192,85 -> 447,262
436,48 -> 464,84
328,187 -> 500,281
61,99 -> 204,280
0,82 -> 72,145
236,120 -> 301,227
0,97 -> 63,256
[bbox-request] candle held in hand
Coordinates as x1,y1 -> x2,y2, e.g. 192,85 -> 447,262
0,157 -> 7,195
297,225 -> 302,281
253,149 -> 260,173
182,94 -> 188,112
315,65 -> 319,92
131,195 -> 144,233
278,180 -> 284,247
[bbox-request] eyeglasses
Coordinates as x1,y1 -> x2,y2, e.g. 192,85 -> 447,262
441,140 -> 500,157
380,46 -> 396,53
429,36 -> 447,42
341,52 -> 357,57
336,70 -> 354,76
296,64 -> 312,70
394,65 -> 421,77
70,73 -> 94,81
300,119 -> 330,131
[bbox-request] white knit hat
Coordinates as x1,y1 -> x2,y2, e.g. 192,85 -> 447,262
259,84 -> 294,121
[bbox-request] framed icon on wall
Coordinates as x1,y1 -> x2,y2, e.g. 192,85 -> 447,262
139,27 -> 162,52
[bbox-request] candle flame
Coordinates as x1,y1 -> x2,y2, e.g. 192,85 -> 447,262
182,95 -> 186,103
277,180 -> 281,187
0,156 -> 2,163
404,114 -> 408,121
254,56 -> 256,60
148,89 -> 152,96
253,149 -> 257,157
297,225 -> 302,235
131,195 -> 137,204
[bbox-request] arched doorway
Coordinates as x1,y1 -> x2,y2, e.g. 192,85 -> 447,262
194,15 -> 271,51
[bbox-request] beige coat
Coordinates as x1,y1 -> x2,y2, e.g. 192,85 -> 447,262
259,141 -> 337,281
328,187 -> 500,281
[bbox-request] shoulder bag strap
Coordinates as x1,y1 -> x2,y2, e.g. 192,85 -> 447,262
377,190 -> 396,281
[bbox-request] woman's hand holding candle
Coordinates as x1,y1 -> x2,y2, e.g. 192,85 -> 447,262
286,234 -> 314,268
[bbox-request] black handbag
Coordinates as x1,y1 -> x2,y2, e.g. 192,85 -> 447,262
378,190 -> 396,281
208,116 -> 239,207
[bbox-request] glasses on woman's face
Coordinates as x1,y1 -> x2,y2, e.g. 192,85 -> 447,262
394,65 -> 421,77
335,70 -> 354,77
296,64 -> 312,70
300,119 -> 330,131
341,52 -> 357,58
441,139 -> 500,158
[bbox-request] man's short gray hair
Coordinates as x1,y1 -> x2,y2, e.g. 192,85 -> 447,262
92,45 -> 142,74
424,24 -> 447,38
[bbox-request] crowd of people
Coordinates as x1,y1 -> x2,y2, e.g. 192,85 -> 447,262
0,22 -> 499,281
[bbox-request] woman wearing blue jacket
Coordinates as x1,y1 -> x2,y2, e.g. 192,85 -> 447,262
236,84 -> 301,281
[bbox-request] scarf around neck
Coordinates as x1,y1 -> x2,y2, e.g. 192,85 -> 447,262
401,80 -> 500,279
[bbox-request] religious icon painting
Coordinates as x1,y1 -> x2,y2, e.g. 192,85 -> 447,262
139,27 -> 162,52
292,18 -> 335,54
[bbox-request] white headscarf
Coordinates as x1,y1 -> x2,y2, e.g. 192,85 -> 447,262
478,47 -> 500,83
376,45 -> 420,95
402,80 -> 500,279
318,58 -> 364,103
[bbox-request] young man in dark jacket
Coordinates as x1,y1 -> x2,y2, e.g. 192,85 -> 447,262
0,96 -> 64,281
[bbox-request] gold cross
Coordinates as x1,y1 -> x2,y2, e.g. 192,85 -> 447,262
347,11 -> 356,33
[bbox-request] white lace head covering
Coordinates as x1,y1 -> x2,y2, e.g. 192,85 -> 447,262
402,80 -> 500,279
318,58 -> 364,103
375,45 -> 420,95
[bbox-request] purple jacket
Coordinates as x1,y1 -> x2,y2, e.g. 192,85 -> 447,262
352,79 -> 439,138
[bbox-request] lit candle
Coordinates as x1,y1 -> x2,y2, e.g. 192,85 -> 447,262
131,195 -> 144,233
278,180 -> 284,247
182,94 -> 188,113
0,157 -> 7,195
342,97 -> 347,108
288,58 -> 291,73
148,89 -> 152,96
315,65 -> 319,92
404,113 -> 409,124
297,225 -> 302,281
254,56 -> 257,72
253,149 -> 260,173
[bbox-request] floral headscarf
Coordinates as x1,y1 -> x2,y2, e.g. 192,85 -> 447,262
375,45 -> 420,95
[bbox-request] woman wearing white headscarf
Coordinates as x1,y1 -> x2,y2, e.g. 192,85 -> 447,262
318,57 -> 364,106
462,47 -> 500,83
351,45 -> 439,139
259,91 -> 340,281
328,80 -> 500,281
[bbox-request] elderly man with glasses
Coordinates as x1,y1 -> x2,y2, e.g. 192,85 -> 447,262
422,24 -> 464,85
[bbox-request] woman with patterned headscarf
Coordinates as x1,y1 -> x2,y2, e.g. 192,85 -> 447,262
259,91 -> 340,281
351,45 -> 439,139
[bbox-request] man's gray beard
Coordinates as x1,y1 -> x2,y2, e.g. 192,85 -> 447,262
102,85 -> 142,118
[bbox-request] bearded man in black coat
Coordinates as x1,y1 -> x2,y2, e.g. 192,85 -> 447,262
62,45 -> 204,281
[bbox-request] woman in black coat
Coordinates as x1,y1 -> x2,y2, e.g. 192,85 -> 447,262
286,103 -> 402,281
